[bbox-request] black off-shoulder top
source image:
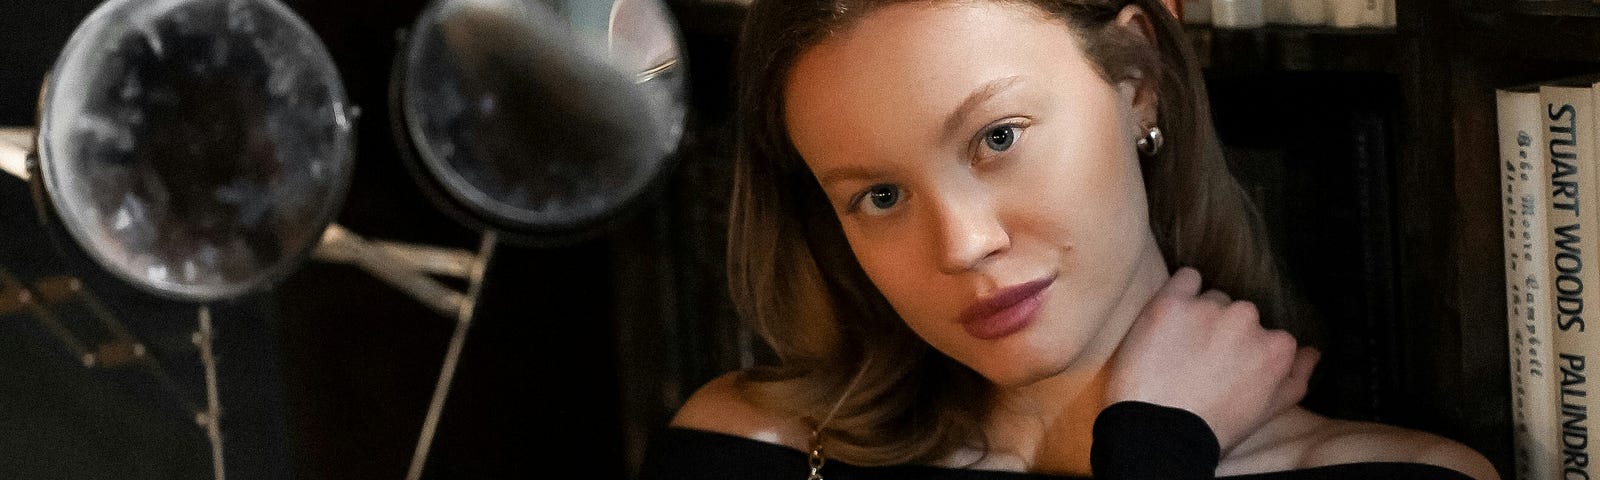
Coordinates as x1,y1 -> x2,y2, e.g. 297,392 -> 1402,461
639,401 -> 1475,480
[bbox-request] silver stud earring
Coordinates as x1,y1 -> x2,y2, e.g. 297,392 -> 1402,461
1136,125 -> 1164,157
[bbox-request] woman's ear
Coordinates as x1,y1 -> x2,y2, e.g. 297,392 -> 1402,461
1112,4 -> 1160,128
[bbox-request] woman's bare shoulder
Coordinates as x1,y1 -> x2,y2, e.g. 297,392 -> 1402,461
1226,408 -> 1500,480
1307,416 -> 1498,479
668,371 -> 813,452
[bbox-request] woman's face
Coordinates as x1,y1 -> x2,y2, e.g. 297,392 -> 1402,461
785,1 -> 1167,387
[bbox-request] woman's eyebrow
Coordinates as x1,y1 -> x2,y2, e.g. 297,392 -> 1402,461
940,75 -> 1024,140
815,165 -> 887,189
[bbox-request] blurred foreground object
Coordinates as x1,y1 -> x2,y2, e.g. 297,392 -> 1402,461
28,1 -> 356,478
395,0 -> 687,243
32,0 -> 356,303
389,1 -> 689,479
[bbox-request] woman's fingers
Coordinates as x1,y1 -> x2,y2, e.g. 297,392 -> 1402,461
1162,267 -> 1204,298
1107,268 -> 1314,451
1269,346 -> 1320,414
1289,346 -> 1320,388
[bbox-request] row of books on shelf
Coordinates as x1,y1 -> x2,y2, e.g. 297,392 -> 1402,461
1179,0 -> 1396,29
1497,75 -> 1600,480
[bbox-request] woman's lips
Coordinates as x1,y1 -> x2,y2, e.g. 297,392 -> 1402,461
960,274 -> 1056,340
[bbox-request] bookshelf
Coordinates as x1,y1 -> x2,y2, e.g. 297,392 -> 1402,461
1184,1 -> 1510,475
1191,4 -> 1600,480
1169,4 -> 1533,480
1438,2 -> 1600,480
1295,1 -> 1600,479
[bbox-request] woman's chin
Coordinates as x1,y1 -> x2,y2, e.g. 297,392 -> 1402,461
979,334 -> 1110,390
968,349 -> 1080,390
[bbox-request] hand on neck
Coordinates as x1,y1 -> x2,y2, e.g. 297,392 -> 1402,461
976,244 -> 1172,475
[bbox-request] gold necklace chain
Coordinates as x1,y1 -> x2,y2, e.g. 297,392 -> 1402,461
807,429 -> 826,480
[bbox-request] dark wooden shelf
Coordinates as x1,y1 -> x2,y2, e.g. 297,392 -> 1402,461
1456,11 -> 1600,66
1192,23 -> 1399,36
1187,23 -> 1408,73
1511,0 -> 1600,17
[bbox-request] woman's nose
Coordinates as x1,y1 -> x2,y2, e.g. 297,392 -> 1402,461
932,191 -> 1009,275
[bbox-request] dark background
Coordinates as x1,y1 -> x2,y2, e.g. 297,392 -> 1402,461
7,0 -> 1591,479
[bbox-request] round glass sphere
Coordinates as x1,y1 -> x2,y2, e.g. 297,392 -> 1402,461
400,0 -> 687,234
37,0 -> 355,302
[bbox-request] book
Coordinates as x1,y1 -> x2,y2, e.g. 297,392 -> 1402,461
1328,0 -> 1386,28
1542,75 -> 1600,480
1498,84 -> 1560,480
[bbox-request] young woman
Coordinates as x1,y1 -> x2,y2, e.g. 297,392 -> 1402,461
643,0 -> 1500,478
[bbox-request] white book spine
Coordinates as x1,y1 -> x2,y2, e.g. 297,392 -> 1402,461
1498,87 -> 1560,480
1544,81 -> 1600,480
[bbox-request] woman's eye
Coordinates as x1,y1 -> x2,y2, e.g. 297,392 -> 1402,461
983,125 -> 1019,152
851,184 -> 902,215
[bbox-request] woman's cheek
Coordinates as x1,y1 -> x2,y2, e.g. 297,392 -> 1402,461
851,234 -> 947,322
846,231 -> 910,292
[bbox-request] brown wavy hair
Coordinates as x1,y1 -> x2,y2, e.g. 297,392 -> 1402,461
725,0 -> 1308,465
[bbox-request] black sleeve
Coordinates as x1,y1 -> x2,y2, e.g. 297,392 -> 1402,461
1089,402 -> 1478,480
1090,401 -> 1221,480
637,428 -> 808,480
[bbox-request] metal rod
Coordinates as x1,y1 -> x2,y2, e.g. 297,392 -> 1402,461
318,225 -> 466,318
46,275 -> 200,411
312,236 -> 475,280
0,127 -> 31,181
195,306 -> 226,480
25,298 -> 93,366
0,268 -> 93,366
69,277 -> 138,341
4,267 -> 199,412
636,58 -> 679,84
148,358 -> 203,417
69,281 -> 203,413
405,231 -> 497,480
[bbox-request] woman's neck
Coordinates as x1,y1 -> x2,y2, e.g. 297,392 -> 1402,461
977,241 -> 1171,476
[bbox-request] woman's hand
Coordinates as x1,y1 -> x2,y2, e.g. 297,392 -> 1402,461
1104,267 -> 1319,452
